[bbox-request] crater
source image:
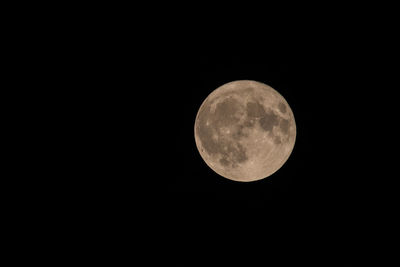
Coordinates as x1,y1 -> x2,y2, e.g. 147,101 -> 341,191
278,102 -> 287,113
217,141 -> 248,168
197,96 -> 250,169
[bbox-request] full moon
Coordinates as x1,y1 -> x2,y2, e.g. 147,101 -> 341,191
194,80 -> 296,182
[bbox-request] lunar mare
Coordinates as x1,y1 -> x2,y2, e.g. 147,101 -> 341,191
194,80 -> 296,182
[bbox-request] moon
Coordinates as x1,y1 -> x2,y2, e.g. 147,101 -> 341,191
194,80 -> 296,182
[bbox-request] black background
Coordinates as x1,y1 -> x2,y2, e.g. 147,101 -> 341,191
43,8 -> 394,264
8,3 -> 397,265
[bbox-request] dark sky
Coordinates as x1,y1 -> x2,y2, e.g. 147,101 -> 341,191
27,4 -> 395,264
70,25 -> 388,264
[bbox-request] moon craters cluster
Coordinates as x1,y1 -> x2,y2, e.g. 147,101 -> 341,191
196,96 -> 248,169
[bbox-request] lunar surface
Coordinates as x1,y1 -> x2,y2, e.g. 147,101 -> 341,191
194,80 -> 296,182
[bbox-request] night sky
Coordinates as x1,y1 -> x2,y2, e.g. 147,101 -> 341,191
72,27 -> 383,264
26,4 -> 393,265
